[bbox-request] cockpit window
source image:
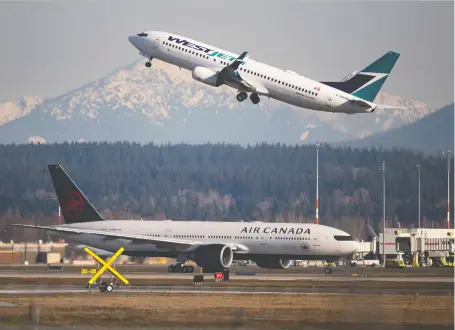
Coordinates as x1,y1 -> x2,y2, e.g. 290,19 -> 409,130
137,32 -> 148,37
334,235 -> 355,241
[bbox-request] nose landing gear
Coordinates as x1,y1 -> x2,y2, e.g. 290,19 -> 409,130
324,261 -> 334,275
145,57 -> 153,68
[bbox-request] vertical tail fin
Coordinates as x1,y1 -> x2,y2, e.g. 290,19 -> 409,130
48,164 -> 104,224
320,51 -> 400,102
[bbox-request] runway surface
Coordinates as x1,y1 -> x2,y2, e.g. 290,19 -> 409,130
0,272 -> 452,282
0,264 -> 453,277
0,284 -> 451,296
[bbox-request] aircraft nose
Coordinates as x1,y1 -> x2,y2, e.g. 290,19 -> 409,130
128,35 -> 139,47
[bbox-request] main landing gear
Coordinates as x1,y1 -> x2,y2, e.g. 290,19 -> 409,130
250,93 -> 260,105
145,57 -> 153,68
168,263 -> 195,273
236,92 -> 247,102
236,92 -> 260,105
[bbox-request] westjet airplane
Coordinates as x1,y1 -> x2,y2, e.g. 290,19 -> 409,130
11,165 -> 359,274
128,31 -> 402,114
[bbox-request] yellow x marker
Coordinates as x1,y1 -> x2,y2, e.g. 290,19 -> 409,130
83,246 -> 130,285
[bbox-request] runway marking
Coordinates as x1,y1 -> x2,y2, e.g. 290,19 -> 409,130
0,287 -> 448,297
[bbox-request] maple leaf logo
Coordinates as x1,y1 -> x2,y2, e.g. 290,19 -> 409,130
62,192 -> 84,217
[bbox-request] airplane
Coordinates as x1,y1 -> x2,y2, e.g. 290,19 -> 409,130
11,165 -> 359,274
128,31 -> 403,114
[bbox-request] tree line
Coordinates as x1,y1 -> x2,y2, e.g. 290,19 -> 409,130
0,142 -> 452,241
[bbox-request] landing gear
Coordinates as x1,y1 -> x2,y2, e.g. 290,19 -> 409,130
168,263 -> 195,273
236,92 -> 248,102
324,261 -> 333,275
250,93 -> 260,104
145,57 -> 152,68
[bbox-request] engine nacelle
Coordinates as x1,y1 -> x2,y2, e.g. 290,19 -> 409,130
191,244 -> 233,271
192,66 -> 221,87
253,257 -> 293,269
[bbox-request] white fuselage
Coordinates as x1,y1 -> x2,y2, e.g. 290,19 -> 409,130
128,31 -> 377,114
57,220 -> 359,260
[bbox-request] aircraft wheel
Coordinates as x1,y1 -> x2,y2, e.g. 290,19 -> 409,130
145,61 -> 151,68
236,92 -> 247,102
324,267 -> 333,275
250,93 -> 260,104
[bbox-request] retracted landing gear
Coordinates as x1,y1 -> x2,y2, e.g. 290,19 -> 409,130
250,93 -> 260,104
236,92 -> 248,102
168,263 -> 195,273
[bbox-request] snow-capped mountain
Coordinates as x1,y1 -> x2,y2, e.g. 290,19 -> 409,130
0,96 -> 44,126
0,60 -> 435,145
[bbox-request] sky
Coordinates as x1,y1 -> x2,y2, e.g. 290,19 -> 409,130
0,0 -> 453,109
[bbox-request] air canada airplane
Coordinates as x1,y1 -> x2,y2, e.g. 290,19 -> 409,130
11,165 -> 359,274
128,31 -> 403,114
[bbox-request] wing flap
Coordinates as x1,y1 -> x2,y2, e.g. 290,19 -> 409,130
218,51 -> 269,96
10,224 -> 195,250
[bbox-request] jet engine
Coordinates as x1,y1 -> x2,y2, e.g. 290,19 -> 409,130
192,66 -> 222,87
253,257 -> 293,269
191,244 -> 233,272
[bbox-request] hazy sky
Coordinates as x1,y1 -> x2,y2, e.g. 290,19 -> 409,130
0,0 -> 453,108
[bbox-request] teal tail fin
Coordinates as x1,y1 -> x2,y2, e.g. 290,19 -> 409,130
320,51 -> 400,102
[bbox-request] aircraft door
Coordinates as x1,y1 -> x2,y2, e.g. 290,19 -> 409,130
165,230 -> 172,238
325,97 -> 332,108
260,236 -> 267,245
152,37 -> 160,49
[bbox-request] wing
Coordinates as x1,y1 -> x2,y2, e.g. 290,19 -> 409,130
218,52 -> 269,96
9,224 -> 249,253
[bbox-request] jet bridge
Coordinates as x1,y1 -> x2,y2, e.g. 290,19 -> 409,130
379,228 -> 454,265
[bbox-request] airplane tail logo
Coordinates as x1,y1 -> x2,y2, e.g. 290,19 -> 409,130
48,164 -> 104,224
320,51 -> 400,102
62,191 -> 84,217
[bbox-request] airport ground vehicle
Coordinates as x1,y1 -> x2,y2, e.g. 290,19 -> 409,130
385,259 -> 406,268
350,257 -> 380,267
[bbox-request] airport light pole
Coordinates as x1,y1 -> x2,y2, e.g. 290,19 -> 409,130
381,161 -> 386,266
442,151 -> 451,229
314,143 -> 324,225
416,164 -> 421,230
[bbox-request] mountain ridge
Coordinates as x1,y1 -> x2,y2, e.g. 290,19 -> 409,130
0,60 -> 437,146
341,103 -> 454,154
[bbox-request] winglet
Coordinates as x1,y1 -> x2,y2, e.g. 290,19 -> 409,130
229,51 -> 248,71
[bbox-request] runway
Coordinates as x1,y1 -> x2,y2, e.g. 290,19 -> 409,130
0,272 -> 452,282
0,284 -> 451,296
0,264 -> 452,298
0,264 -> 453,277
